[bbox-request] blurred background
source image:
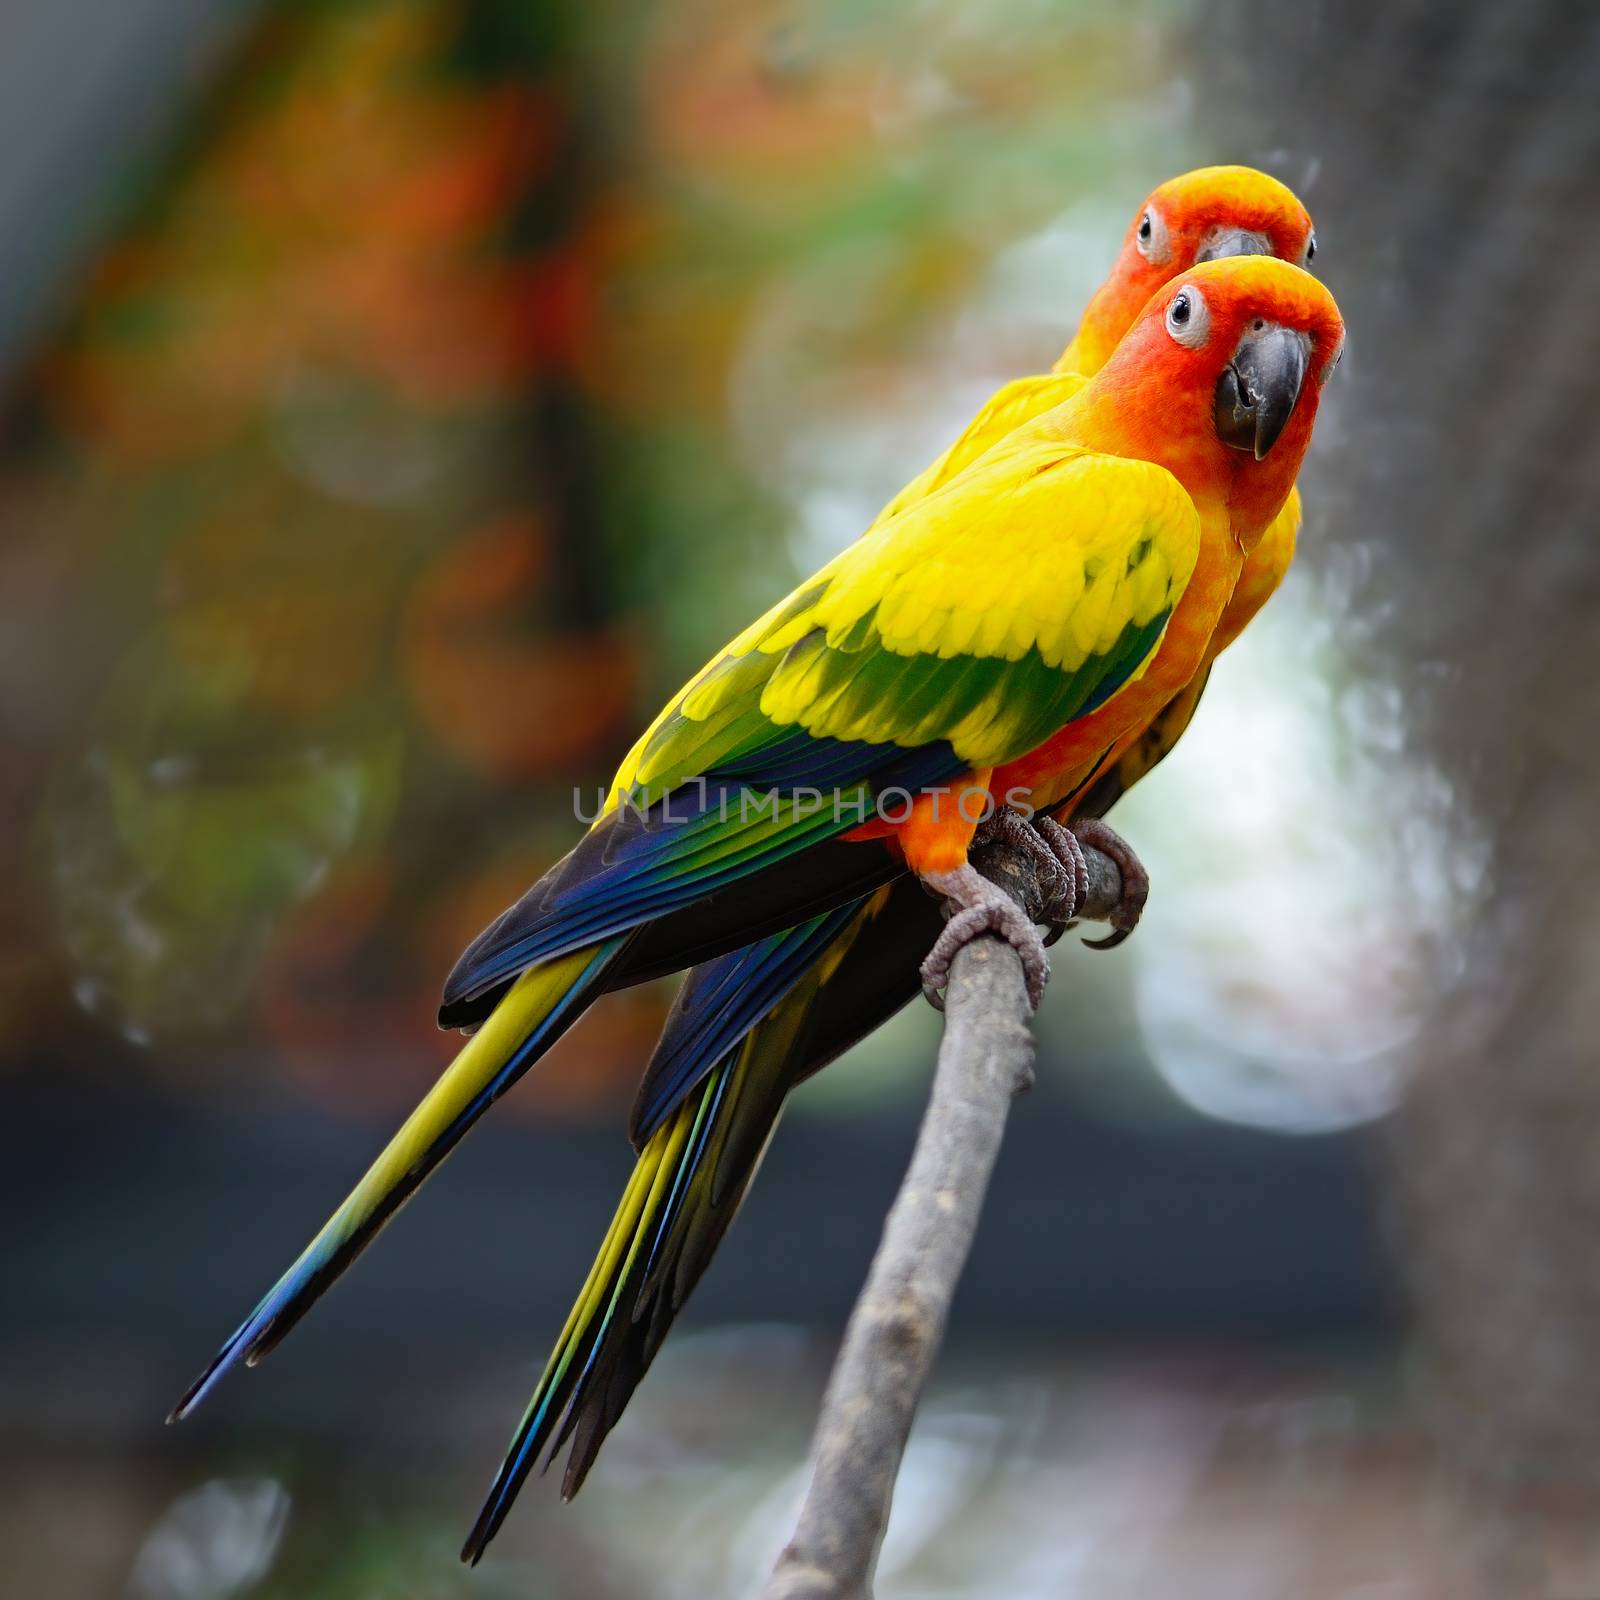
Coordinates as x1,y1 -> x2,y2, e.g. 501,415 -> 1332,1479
4,1 -> 1597,1595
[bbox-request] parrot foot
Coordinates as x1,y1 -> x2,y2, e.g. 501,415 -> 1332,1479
1065,818 -> 1149,949
1031,815 -> 1090,944
975,806 -> 1074,916
919,863 -> 1050,1013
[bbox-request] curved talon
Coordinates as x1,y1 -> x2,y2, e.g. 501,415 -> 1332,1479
1068,817 -> 1150,949
919,863 -> 1050,1011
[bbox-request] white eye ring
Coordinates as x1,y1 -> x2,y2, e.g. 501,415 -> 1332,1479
1164,286 -> 1210,348
1135,205 -> 1172,265
1303,230 -> 1318,268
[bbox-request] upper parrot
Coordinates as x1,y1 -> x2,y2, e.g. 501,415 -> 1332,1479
172,203 -> 1342,1561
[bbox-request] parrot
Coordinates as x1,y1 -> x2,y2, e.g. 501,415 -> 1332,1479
172,247 -> 1344,1563
446,169 -> 1327,1551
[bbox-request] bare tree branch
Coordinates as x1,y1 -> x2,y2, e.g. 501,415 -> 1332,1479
759,838 -> 1125,1600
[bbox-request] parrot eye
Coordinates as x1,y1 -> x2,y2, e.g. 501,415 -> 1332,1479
1135,206 -> 1172,265
1304,231 -> 1318,267
1164,287 -> 1210,348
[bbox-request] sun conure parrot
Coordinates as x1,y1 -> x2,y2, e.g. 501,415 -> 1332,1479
436,170 -> 1326,1544
172,253 -> 1344,1562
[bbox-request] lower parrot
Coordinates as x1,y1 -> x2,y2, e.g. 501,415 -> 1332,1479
174,254 -> 1344,1563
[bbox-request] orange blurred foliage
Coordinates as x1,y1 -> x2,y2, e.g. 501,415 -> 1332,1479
404,515 -> 638,779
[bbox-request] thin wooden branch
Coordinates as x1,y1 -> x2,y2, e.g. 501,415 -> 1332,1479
759,838 -> 1124,1600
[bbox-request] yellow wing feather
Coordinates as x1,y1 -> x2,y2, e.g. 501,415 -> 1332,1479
789,442 -> 1196,670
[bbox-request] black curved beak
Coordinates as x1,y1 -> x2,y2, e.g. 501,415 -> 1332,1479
1213,323 -> 1308,460
1194,226 -> 1272,263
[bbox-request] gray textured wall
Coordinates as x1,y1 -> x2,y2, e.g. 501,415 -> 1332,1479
1209,3 -> 1600,1589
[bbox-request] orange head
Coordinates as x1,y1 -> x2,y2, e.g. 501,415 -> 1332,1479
1059,166 -> 1317,377
1075,256 -> 1344,548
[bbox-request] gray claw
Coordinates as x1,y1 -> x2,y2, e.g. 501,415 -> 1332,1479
977,807 -> 1070,913
919,863 -> 1050,1011
1034,814 -> 1089,924
1067,818 -> 1150,949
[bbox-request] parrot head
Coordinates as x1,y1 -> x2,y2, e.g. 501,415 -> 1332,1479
1062,166 -> 1317,376
1081,255 -> 1344,546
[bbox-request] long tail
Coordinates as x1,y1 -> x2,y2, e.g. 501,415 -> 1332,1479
461,765 -> 1175,1552
626,902 -> 867,1148
460,973 -> 818,1564
169,936 -> 629,1422
459,881 -> 948,1560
